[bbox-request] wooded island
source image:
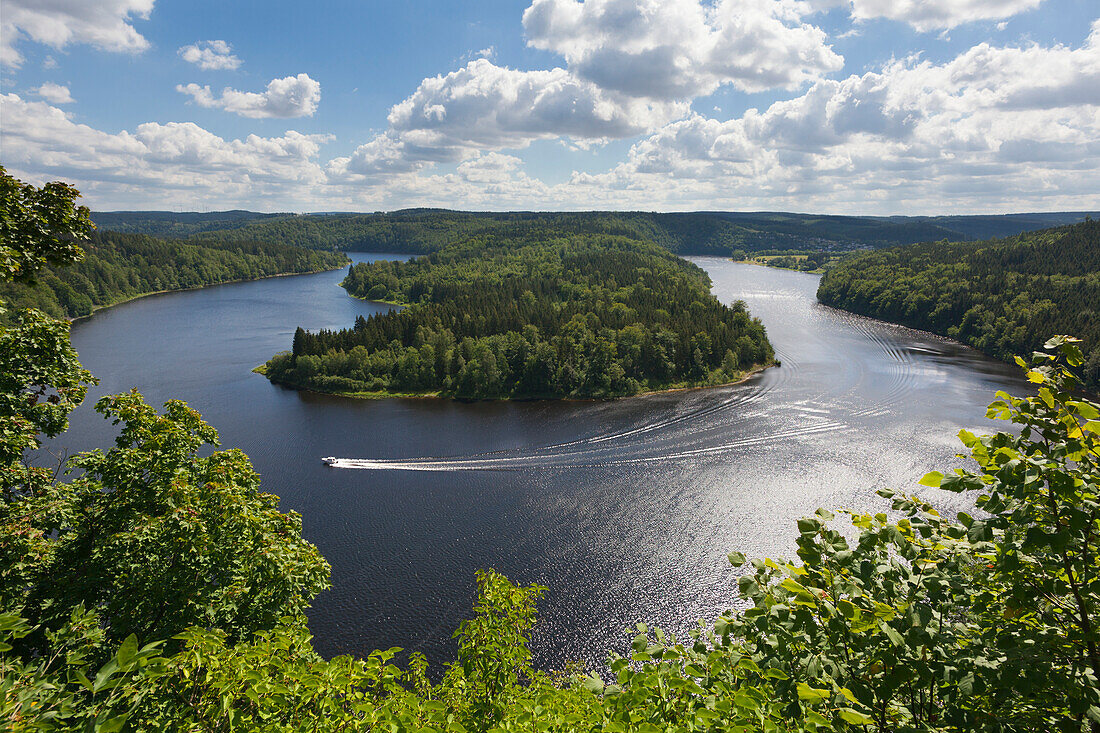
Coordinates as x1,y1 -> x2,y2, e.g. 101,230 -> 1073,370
263,225 -> 774,399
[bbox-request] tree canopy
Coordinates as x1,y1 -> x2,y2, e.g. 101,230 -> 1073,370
0,225 -> 348,323
264,231 -> 774,399
818,220 -> 1100,389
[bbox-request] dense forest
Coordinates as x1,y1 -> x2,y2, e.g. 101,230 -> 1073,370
817,220 -> 1100,389
93,208 -> 1098,257
0,229 -> 348,322
7,171 -> 1100,731
264,230 -> 774,399
89,209 -> 285,237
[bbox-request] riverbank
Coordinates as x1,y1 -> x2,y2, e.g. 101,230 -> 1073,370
731,257 -> 828,275
68,262 -> 350,324
253,361 -> 774,401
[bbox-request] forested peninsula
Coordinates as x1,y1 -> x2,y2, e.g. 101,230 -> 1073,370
263,228 -> 774,399
0,229 -> 348,322
817,220 -> 1100,388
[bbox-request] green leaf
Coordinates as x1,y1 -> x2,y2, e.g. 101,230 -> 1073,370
879,621 -> 904,646
727,551 -> 746,567
1069,401 -> 1100,419
1043,335 -> 1068,349
797,682 -> 830,704
116,634 -> 138,668
95,715 -> 130,733
582,675 -> 604,694
838,708 -> 874,725
918,471 -> 943,487
797,518 -> 821,535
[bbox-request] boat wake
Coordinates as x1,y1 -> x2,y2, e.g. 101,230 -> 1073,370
322,416 -> 849,472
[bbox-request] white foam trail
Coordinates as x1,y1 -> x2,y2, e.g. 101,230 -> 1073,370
325,419 -> 848,472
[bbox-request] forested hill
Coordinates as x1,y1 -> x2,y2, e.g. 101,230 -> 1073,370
0,229 -> 348,322
92,209 -> 1099,256
90,209 -> 285,237
817,219 -> 1100,388
263,231 -> 774,399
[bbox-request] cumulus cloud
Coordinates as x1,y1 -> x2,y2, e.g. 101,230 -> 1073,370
569,21 -> 1100,210
0,93 -> 329,208
812,0 -> 1045,32
329,59 -> 686,180
1,0 -> 153,67
178,40 -> 241,70
177,73 -> 321,118
523,0 -> 843,99
35,82 -> 74,104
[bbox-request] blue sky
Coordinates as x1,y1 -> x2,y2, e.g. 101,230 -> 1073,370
2,0 -> 1098,213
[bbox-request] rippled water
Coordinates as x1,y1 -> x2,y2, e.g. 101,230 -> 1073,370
58,255 -> 1027,669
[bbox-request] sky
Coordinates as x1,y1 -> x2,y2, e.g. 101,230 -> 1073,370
1,0 -> 1098,214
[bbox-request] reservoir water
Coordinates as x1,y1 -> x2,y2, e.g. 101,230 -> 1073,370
59,254 -> 1027,669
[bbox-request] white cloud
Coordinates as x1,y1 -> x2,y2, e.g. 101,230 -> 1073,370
0,93 -> 330,209
178,40 -> 241,70
566,22 -> 1100,211
35,82 -> 74,104
523,0 -> 843,99
177,73 -> 321,118
329,59 -> 686,180
1,0 -> 153,67
812,0 -> 1045,32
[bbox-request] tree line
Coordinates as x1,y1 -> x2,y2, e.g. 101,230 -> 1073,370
0,229 -> 348,322
817,220 -> 1100,389
264,232 -> 774,399
94,207 -> 1075,258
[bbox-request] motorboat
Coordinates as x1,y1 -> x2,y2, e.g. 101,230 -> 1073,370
321,456 -> 338,466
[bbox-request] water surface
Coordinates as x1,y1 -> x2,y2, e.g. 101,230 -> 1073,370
60,255 -> 1027,668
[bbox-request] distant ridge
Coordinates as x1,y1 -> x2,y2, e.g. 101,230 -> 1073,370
91,209 -> 1098,253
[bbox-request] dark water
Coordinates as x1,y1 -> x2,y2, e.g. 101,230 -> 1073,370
59,255 -> 1027,669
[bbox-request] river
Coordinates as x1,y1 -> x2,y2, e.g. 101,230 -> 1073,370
58,254 -> 1027,669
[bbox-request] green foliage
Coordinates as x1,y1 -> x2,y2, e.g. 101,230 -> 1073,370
817,220 -> 1100,389
935,335 -> 1100,726
266,231 -> 774,399
448,570 -> 545,726
6,392 -> 331,656
0,167 -> 92,284
0,172 -> 331,729
0,229 -> 348,322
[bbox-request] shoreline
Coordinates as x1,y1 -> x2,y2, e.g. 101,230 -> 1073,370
341,289 -> 408,307
67,261 -> 350,324
730,258 -> 826,275
252,361 -> 774,402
